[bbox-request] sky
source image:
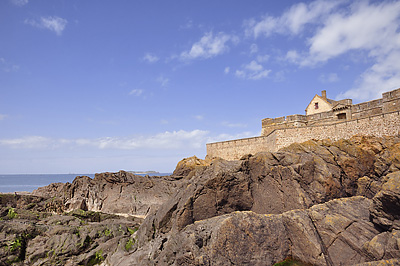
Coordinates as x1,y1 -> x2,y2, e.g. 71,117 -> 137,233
1,0 -> 400,174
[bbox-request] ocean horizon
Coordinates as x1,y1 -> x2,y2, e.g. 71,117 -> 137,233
0,172 -> 172,193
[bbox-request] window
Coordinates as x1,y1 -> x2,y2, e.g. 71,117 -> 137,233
314,102 -> 319,109
337,113 -> 346,119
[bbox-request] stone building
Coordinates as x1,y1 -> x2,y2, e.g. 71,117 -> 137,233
207,87 -> 400,160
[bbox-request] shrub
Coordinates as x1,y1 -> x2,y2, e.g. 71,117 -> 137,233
7,208 -> 17,219
125,238 -> 135,251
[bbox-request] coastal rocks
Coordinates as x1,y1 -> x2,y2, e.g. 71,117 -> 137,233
172,155 -> 212,178
2,135 -> 400,265
33,171 -> 180,218
0,195 -> 141,266
370,171 -> 400,230
107,196 -> 400,266
105,135 -> 400,265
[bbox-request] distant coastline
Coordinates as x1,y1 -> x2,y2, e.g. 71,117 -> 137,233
127,170 -> 160,175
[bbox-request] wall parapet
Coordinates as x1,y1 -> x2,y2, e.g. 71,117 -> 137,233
208,111 -> 400,161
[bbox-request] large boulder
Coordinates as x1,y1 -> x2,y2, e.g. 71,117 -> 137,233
370,171 -> 400,230
33,171 -> 180,218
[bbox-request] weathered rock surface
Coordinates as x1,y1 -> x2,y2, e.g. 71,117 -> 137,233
2,135 -> 400,265
106,196 -> 400,266
105,135 -> 400,265
0,194 -> 142,266
33,170 -> 180,218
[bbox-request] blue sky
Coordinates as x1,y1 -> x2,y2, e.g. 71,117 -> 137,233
1,0 -> 400,174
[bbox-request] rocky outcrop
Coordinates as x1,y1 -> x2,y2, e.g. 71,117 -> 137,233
0,193 -> 142,265
32,171 -> 180,218
104,135 -> 400,265
107,196 -> 399,265
2,135 -> 400,265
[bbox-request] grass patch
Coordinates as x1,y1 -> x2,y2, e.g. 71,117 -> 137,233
125,238 -> 135,251
127,227 -> 138,235
7,208 -> 17,219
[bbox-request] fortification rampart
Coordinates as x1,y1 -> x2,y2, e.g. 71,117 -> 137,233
207,88 -> 400,161
207,110 -> 400,160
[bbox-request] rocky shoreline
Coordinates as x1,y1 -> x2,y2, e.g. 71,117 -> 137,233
1,135 -> 399,265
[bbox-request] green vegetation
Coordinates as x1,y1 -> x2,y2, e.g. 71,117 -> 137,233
273,258 -> 311,266
104,228 -> 112,237
127,227 -> 138,235
125,238 -> 135,251
7,208 -> 17,219
87,249 -> 104,266
7,235 -> 28,263
8,237 -> 22,252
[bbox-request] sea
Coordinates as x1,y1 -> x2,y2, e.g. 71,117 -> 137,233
0,173 -> 171,193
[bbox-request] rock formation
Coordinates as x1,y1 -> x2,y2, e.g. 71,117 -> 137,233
1,135 -> 400,265
32,171 -> 180,218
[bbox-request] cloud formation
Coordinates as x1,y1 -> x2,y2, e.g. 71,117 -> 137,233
319,73 -> 339,83
143,53 -> 159,63
180,32 -> 238,60
235,60 -> 271,80
0,58 -> 19,72
0,130 -> 209,150
245,0 -> 340,38
0,114 -> 8,120
157,76 -> 169,87
246,0 -> 400,101
0,130 -> 258,152
129,89 -> 143,97
221,121 -> 247,128
10,0 -> 28,6
25,16 -> 68,36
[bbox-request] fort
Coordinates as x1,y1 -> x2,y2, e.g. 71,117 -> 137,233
206,87 -> 400,160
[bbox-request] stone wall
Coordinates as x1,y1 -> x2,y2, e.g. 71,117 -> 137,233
207,111 -> 400,160
206,131 -> 277,161
351,99 -> 382,119
261,88 -> 400,136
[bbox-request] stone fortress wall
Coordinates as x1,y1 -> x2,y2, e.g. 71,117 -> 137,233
207,88 -> 400,160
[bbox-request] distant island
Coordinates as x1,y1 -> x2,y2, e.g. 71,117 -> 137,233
127,170 -> 159,175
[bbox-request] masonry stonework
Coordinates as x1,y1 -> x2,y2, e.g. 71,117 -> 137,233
207,88 -> 400,161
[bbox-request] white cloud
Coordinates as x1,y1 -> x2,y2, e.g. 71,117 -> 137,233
235,60 -> 271,80
180,31 -> 238,60
207,131 -> 255,143
194,115 -> 204,120
0,58 -> 19,72
180,19 -> 193,30
0,130 -> 211,150
306,1 -> 400,65
143,53 -> 159,63
256,54 -> 269,63
247,0 -> 400,101
250,43 -> 258,54
10,0 -> 28,6
221,121 -> 247,128
0,136 -> 54,149
25,16 -> 68,36
129,89 -> 143,96
245,0 -> 341,38
319,73 -> 339,83
0,114 -> 8,120
157,76 -> 169,87
306,1 -> 400,100
224,67 -> 230,74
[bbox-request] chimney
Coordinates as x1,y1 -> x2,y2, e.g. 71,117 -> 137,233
321,90 -> 327,100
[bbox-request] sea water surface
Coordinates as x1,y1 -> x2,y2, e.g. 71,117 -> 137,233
0,173 -> 171,193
